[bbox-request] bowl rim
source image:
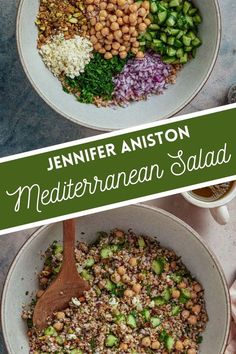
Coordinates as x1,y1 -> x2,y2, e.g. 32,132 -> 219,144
16,0 -> 222,132
1,203 -> 231,354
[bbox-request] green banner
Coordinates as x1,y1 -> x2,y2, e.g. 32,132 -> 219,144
0,106 -> 236,232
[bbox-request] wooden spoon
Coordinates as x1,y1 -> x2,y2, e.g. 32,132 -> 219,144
33,219 -> 90,331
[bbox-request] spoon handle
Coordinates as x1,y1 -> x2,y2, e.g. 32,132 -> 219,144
63,219 -> 76,266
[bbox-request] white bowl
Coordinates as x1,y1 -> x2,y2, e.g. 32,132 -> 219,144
16,0 -> 221,131
1,205 -> 230,353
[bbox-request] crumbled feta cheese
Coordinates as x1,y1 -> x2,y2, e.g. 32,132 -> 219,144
71,297 -> 81,307
39,34 -> 93,78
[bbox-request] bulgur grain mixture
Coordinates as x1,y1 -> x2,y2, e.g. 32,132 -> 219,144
35,0 -> 203,107
23,229 -> 208,353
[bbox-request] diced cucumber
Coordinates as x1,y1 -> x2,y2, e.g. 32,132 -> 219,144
160,32 -> 167,43
182,35 -> 191,46
170,273 -> 183,284
100,247 -> 113,259
169,0 -> 180,7
193,14 -> 202,24
165,335 -> 175,352
81,270 -> 91,281
186,15 -> 194,28
149,24 -> 160,30
115,313 -> 126,323
151,257 -> 165,275
105,279 -> 116,291
175,39 -> 183,47
127,314 -> 137,328
184,46 -> 192,52
158,11 -> 168,23
44,326 -> 58,337
154,296 -> 166,306
162,56 -> 177,64
192,37 -> 202,47
56,336 -> 64,345
166,16 -> 176,27
53,243 -> 63,255
183,1 -> 191,14
53,265 -> 61,274
84,258 -> 95,268
150,317 -> 161,327
138,237 -> 146,249
189,8 -> 198,15
172,305 -> 181,316
150,2 -> 158,13
159,329 -> 168,342
181,288 -> 191,299
176,48 -> 184,58
142,308 -> 151,321
167,36 -> 175,45
70,350 -> 83,354
162,288 -> 171,301
105,334 -> 118,347
180,53 -> 188,63
188,31 -> 196,40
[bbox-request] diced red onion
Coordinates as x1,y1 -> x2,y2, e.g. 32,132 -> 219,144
113,52 -> 172,105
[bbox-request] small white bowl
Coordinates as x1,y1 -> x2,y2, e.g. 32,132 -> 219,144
1,205 -> 230,353
16,0 -> 221,131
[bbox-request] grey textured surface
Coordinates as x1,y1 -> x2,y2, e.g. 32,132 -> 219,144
0,0 -> 236,157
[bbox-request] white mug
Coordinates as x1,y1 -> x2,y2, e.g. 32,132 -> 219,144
182,181 -> 236,225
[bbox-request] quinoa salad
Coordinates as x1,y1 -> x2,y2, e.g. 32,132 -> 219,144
36,0 -> 202,107
22,229 -> 208,353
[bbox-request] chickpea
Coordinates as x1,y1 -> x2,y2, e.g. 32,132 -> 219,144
120,51 -> 128,59
111,49 -> 119,55
117,17 -> 123,25
141,337 -> 151,347
116,9 -> 123,17
133,283 -> 142,293
112,41 -> 120,50
178,281 -> 187,289
187,350 -> 197,354
182,310 -> 190,319
192,304 -> 201,315
104,52 -> 113,59
107,33 -> 114,41
129,257 -> 137,266
119,45 -> 126,52
139,7 -> 147,17
123,15 -> 129,24
129,3 -> 138,12
172,289 -> 180,299
151,341 -> 160,350
90,18 -> 96,26
90,35 -> 98,44
120,343 -> 128,350
40,277 -> 48,285
138,22 -> 147,32
132,29 -> 138,37
96,31 -> 103,39
111,272 -> 121,283
190,291 -> 197,299
36,290 -> 44,298
129,13 -> 137,23
142,0 -> 150,10
117,0 -> 126,6
132,40 -> 139,48
130,37 -> 136,43
100,1 -> 107,9
56,312 -> 65,320
53,322 -> 64,331
94,42 -> 102,51
110,15 -> 117,22
188,315 -> 197,325
144,18 -> 151,26
129,26 -> 136,34
137,17 -> 143,24
124,289 -> 134,297
87,4 -> 94,11
95,22 -> 103,31
175,340 -> 184,351
111,22 -> 119,31
122,25 -> 129,33
100,10 -> 108,17
99,47 -> 106,54
194,283 -> 202,293
183,339 -> 191,347
122,274 -> 130,283
85,0 -> 93,4
123,34 -> 130,41
131,47 -> 138,55
185,300 -> 193,309
101,27 -> 109,36
107,3 -> 115,11
114,29 -> 122,38
90,28 -> 96,35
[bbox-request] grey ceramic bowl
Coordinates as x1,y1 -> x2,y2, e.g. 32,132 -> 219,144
1,204 -> 230,353
16,0 -> 221,131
